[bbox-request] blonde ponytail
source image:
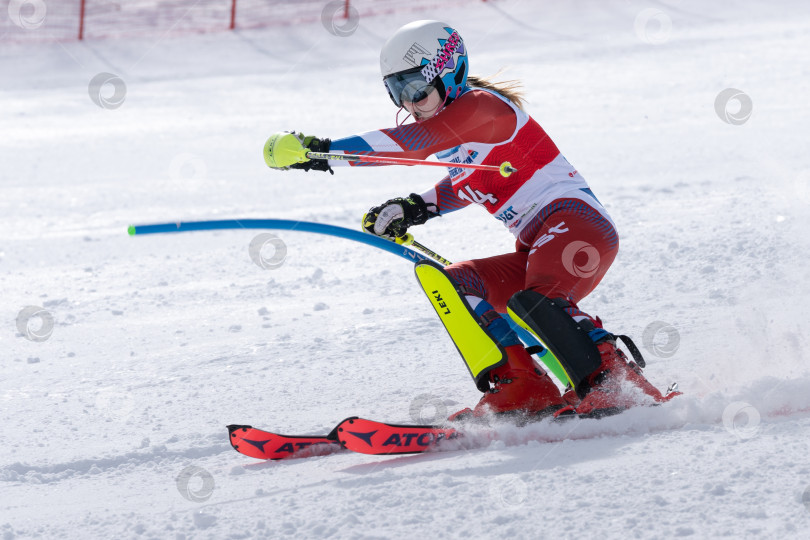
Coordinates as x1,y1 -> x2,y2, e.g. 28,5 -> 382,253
467,70 -> 526,110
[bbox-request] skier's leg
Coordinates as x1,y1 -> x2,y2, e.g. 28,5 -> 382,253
442,252 -> 528,350
422,256 -> 567,419
506,201 -> 618,388
507,199 -> 675,417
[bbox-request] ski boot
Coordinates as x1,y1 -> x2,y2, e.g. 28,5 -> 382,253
449,344 -> 569,422
557,334 -> 680,419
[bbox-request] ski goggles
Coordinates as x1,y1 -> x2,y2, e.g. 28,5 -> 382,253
383,67 -> 442,108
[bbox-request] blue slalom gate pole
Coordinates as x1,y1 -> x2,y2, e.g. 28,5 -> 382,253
128,219 -> 434,264
128,218 -> 547,359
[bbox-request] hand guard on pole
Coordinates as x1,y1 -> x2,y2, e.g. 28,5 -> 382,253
263,131 -> 333,174
362,193 -> 438,239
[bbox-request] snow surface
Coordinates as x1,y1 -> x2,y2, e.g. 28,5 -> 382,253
2,0 -> 810,538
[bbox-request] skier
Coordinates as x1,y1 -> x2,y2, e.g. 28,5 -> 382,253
264,20 -> 677,419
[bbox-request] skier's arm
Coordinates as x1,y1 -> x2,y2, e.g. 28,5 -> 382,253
419,175 -> 472,215
329,90 -> 517,166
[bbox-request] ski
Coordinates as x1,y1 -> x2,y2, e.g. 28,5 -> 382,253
227,424 -> 343,460
227,391 -> 683,461
335,416 -> 460,455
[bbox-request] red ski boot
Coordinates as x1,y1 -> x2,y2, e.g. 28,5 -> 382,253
450,345 -> 567,422
561,336 -> 679,419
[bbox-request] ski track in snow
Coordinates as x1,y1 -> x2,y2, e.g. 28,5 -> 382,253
2,0 -> 810,538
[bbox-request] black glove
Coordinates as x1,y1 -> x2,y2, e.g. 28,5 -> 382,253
290,134 -> 334,174
362,193 -> 437,238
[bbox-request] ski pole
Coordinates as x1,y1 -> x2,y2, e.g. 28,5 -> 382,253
392,233 -> 453,266
306,151 -> 517,178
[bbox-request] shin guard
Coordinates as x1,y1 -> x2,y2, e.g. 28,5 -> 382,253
507,290 -> 602,390
415,260 -> 506,392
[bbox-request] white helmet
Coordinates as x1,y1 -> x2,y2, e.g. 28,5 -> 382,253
379,20 -> 469,108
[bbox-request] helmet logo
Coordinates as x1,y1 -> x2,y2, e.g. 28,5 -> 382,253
420,30 -> 462,82
403,42 -> 432,67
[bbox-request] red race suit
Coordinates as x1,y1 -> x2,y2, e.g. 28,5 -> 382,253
330,88 -> 618,315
